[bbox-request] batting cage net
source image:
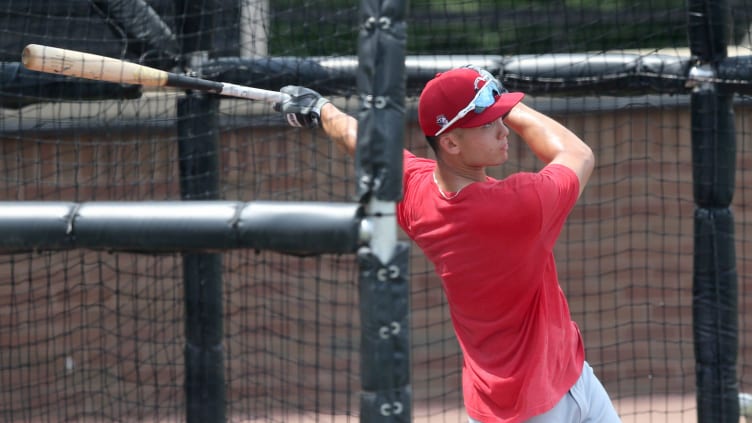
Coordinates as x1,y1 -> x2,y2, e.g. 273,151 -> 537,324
1,1 -> 752,422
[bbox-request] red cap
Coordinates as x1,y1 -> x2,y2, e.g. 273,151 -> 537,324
418,67 -> 524,137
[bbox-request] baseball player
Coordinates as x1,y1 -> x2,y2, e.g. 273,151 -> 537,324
275,66 -> 621,423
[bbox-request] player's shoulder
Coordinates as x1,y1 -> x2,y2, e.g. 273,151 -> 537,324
492,165 -> 577,199
502,164 -> 578,189
403,149 -> 434,173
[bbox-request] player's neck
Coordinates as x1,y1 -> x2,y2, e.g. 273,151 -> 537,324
434,161 -> 486,194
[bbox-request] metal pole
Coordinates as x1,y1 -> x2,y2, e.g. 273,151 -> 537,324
175,1 -> 225,422
240,0 -> 269,57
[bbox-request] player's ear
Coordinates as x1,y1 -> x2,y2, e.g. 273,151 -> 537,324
438,132 -> 461,156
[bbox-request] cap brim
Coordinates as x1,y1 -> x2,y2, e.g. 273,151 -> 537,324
456,92 -> 525,129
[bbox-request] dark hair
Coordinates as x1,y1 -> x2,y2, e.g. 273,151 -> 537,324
425,135 -> 439,152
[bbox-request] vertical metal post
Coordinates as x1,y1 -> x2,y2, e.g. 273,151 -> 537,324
175,1 -> 225,422
177,94 -> 225,423
356,0 -> 410,421
687,1 -> 739,422
240,0 -> 269,57
358,243 -> 411,423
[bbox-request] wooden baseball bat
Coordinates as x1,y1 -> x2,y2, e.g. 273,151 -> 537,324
21,44 -> 290,103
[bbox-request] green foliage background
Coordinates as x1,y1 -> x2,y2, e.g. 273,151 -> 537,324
269,0 -> 751,56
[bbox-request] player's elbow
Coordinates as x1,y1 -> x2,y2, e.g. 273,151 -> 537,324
577,145 -> 595,192
582,144 -> 595,175
551,144 -> 594,192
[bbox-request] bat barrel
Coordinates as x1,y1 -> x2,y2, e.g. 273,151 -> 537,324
22,44 -> 169,86
21,44 -> 289,103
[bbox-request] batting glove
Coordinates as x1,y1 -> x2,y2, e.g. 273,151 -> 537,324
275,85 -> 330,128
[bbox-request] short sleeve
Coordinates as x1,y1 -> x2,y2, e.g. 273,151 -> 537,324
398,150 -> 434,235
537,164 -> 580,244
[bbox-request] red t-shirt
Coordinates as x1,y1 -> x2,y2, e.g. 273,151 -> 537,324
397,150 -> 585,422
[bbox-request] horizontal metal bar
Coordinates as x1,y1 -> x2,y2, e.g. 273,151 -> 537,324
0,201 -> 366,255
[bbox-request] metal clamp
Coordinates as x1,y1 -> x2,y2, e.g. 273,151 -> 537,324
379,401 -> 404,416
363,94 -> 389,109
377,265 -> 400,281
378,321 -> 402,339
686,64 -> 716,88
363,16 -> 392,31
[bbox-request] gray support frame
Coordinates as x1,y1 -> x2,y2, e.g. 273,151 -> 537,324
11,52 -> 752,110
356,0 -> 410,422
687,1 -> 740,422
358,243 -> 411,423
92,0 -> 180,59
177,93 -> 225,423
173,2 -> 225,421
0,201 -> 365,255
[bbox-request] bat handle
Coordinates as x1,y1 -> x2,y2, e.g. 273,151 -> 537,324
219,83 -> 292,103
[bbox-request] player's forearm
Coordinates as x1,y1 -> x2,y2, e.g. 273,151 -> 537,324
504,102 -> 591,165
505,102 -> 594,195
320,103 -> 357,157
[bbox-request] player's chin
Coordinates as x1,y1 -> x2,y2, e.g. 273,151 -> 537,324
485,154 -> 507,167
495,149 -> 509,164
473,149 -> 507,167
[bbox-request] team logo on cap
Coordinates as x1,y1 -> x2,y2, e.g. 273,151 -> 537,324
436,114 -> 449,127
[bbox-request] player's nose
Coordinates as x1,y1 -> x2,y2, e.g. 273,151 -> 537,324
497,118 -> 510,137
